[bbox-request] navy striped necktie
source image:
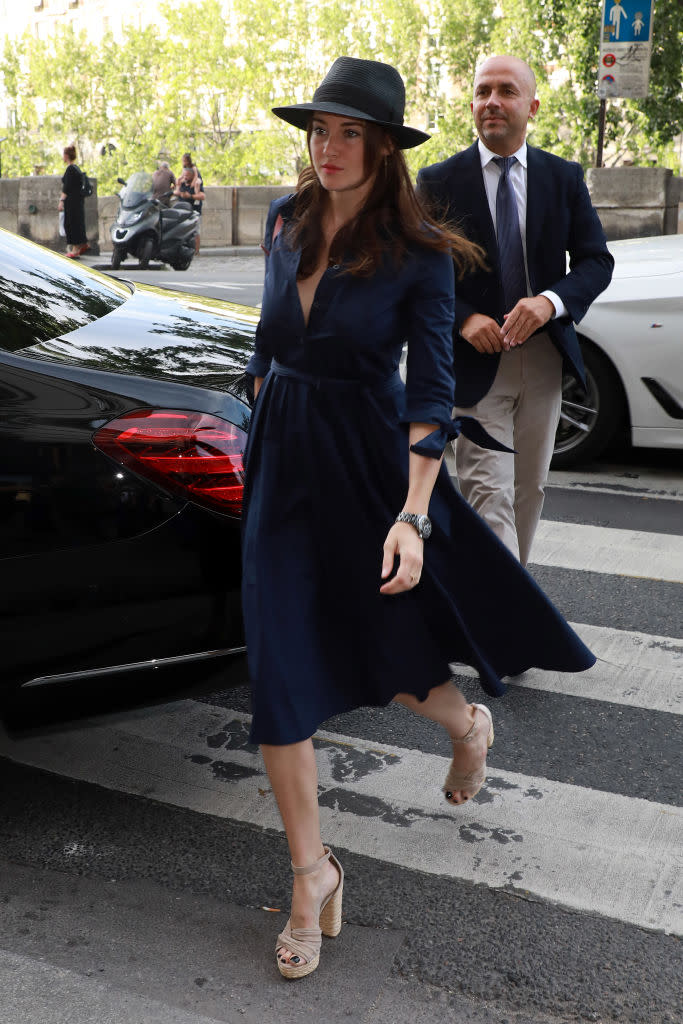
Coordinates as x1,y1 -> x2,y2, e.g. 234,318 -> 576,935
493,155 -> 527,311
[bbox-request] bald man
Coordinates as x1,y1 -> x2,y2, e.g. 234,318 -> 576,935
418,56 -> 613,565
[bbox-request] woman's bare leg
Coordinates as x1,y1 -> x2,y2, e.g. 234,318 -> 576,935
394,681 -> 491,804
261,740 -> 340,965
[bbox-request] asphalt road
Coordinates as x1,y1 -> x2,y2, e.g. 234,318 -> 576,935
89,248 -> 266,307
1,254 -> 681,1024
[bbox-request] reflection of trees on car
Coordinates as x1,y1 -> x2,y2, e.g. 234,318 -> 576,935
31,337 -> 250,379
0,264 -> 127,351
0,276 -> 84,350
147,312 -> 255,348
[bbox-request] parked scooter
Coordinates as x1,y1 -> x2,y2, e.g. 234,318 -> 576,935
110,171 -> 198,271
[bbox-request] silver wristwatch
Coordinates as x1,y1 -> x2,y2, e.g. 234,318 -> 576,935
395,512 -> 432,539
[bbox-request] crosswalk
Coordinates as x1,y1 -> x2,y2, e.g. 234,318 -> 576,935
2,474 -> 682,941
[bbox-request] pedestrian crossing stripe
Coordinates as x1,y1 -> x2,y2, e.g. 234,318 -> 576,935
531,520 -> 683,583
452,621 -> 683,714
2,702 -> 680,937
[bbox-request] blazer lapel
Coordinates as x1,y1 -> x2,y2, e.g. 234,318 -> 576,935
460,142 -> 498,257
525,146 -> 547,292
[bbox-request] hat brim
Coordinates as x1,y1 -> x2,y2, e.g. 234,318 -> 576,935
272,101 -> 430,149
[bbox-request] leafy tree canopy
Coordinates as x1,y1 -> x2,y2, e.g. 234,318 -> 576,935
0,0 -> 680,192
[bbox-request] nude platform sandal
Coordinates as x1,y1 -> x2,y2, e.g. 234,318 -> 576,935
275,845 -> 344,979
443,703 -> 494,803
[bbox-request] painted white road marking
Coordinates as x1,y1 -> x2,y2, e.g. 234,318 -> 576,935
453,622 -> 683,714
530,520 -> 683,583
155,280 -> 244,290
548,468 -> 683,501
2,703 -> 680,936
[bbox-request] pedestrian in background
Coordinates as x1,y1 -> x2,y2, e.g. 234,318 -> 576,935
152,160 -> 175,204
58,144 -> 89,258
242,56 -> 595,981
173,165 -> 205,253
417,55 -> 614,565
181,151 -> 200,188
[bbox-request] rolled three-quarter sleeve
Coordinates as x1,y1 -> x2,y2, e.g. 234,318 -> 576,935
245,319 -> 274,379
402,247 -> 456,432
402,247 -> 514,459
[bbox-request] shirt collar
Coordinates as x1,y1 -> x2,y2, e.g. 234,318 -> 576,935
478,138 -> 528,169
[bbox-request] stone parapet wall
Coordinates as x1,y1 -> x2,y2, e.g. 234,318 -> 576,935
1,175 -> 680,251
233,185 -> 293,245
586,167 -> 680,241
0,175 -> 100,252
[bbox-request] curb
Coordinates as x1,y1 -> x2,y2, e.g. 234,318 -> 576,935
93,246 -> 262,262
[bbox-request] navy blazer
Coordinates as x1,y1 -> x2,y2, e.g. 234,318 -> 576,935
417,142 -> 614,407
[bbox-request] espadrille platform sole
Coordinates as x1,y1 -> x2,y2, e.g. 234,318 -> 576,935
276,845 -> 344,979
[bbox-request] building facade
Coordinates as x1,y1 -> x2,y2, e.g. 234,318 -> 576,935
0,1 -> 158,44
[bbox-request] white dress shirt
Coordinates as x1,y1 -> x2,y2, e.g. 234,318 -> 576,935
477,139 -> 567,319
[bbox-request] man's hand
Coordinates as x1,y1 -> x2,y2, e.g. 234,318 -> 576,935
460,313 -> 505,354
501,295 -> 554,347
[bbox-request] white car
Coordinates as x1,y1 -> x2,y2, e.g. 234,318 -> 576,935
553,234 -> 683,467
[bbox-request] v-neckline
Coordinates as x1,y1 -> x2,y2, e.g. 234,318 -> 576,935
296,264 -> 328,329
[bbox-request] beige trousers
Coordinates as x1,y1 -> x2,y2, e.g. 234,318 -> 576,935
454,333 -> 563,567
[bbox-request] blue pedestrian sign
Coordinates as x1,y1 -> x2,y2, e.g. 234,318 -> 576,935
598,0 -> 655,97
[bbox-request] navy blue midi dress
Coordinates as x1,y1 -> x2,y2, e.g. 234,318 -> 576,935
242,195 -> 594,746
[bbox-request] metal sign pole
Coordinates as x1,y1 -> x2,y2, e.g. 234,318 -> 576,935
596,99 -> 606,167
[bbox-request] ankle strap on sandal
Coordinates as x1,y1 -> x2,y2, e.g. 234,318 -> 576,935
291,845 -> 332,875
451,704 -> 479,744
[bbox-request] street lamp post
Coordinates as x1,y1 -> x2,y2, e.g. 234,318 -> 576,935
0,138 -> 7,179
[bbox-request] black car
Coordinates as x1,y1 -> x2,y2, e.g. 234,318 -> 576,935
0,229 -> 257,724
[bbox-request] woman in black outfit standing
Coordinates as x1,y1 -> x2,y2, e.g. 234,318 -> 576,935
58,145 -> 89,258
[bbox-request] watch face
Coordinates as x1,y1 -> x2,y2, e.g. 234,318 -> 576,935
419,516 -> 432,539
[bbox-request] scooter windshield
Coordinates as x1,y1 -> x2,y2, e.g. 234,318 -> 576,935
121,172 -> 154,208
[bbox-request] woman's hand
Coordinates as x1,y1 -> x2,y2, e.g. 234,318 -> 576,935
379,522 -> 423,595
254,376 -> 264,400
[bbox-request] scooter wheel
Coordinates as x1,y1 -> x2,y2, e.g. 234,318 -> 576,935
138,237 -> 154,269
110,245 -> 125,270
170,255 -> 193,271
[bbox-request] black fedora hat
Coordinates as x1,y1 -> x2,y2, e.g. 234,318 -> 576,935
272,56 -> 430,150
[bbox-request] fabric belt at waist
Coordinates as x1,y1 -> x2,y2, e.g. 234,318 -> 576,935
271,360 -> 401,396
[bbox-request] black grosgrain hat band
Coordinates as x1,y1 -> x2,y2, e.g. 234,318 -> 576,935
272,56 -> 430,150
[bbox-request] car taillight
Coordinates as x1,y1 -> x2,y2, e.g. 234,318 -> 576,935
93,409 -> 247,515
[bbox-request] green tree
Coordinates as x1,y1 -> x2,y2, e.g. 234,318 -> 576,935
1,25 -> 106,176
487,0 -> 683,167
408,0 -> 496,171
0,0 -> 679,189
232,0 -> 426,179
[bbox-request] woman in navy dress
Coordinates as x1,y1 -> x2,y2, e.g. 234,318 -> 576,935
242,57 -> 595,980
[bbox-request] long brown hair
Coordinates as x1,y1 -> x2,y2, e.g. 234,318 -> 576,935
287,120 -> 484,279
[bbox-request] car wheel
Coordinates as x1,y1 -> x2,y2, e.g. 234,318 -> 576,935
552,342 -> 627,469
138,237 -> 154,269
110,245 -> 124,270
